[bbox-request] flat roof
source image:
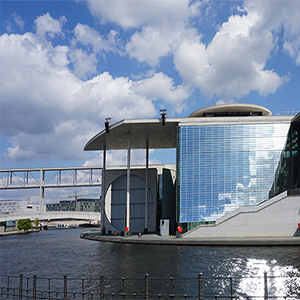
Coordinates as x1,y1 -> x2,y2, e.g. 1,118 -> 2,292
84,118 -> 179,151
188,103 -> 272,117
84,104 -> 296,152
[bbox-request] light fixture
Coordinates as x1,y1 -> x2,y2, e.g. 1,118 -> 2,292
160,109 -> 167,126
105,117 -> 111,133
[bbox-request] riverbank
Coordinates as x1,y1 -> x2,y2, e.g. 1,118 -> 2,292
0,229 -> 40,236
81,230 -> 300,246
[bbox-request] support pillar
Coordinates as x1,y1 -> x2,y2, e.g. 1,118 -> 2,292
126,133 -> 131,236
39,169 -> 45,212
101,146 -> 106,233
144,138 -> 149,233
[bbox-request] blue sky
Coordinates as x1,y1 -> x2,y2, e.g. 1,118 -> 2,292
1,0 -> 300,202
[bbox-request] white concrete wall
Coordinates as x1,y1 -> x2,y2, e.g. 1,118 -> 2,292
0,211 -> 101,223
185,193 -> 300,238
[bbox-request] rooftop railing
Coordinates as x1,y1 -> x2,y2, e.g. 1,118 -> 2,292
1,272 -> 299,299
273,110 -> 299,116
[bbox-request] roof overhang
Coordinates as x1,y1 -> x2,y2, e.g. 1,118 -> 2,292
188,103 -> 272,117
84,118 -> 179,151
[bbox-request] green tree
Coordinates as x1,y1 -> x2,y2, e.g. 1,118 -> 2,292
33,218 -> 39,229
17,219 -> 32,232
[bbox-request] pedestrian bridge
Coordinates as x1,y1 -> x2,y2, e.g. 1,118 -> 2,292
0,211 -> 100,223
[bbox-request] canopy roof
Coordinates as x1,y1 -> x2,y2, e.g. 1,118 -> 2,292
84,104 -> 295,152
84,118 -> 179,151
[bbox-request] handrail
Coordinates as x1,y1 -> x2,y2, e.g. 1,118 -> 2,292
0,272 -> 299,299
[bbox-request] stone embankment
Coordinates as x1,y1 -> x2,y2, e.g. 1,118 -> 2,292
81,230 -> 300,246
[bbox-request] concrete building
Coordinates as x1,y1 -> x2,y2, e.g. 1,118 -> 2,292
46,198 -> 101,212
101,165 -> 176,235
84,103 -> 300,237
0,199 -> 40,214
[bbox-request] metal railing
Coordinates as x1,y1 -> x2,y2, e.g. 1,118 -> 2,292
273,110 -> 299,116
0,272 -> 299,299
0,167 -> 103,190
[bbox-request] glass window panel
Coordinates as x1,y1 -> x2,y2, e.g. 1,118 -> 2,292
178,123 -> 291,223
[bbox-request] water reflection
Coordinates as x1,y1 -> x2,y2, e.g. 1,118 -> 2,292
237,258 -> 300,299
1,230 -> 300,298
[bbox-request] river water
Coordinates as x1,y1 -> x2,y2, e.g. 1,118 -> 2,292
1,228 -> 300,299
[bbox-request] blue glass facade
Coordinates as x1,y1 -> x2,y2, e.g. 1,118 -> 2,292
178,123 -> 291,224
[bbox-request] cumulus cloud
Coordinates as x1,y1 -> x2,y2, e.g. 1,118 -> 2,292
2,0 -> 300,166
34,13 -> 66,40
85,0 -> 199,67
85,0 -> 192,29
126,27 -> 172,67
131,72 -> 189,113
86,0 -> 299,101
83,149 -> 159,167
173,2 -> 291,100
0,14 -> 188,162
69,24 -> 119,78
245,0 -> 300,67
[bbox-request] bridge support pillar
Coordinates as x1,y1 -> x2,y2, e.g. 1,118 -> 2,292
126,132 -> 131,236
39,170 -> 45,212
101,146 -> 106,232
144,138 -> 149,233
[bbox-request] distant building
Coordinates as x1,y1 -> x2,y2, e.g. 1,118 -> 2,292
0,199 -> 39,214
46,198 -> 101,212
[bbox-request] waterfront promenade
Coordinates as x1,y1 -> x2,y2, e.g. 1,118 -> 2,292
81,229 -> 300,246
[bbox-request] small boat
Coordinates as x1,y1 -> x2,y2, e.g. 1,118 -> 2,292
56,224 -> 69,228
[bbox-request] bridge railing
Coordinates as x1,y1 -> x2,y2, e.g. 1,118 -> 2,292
0,211 -> 101,223
0,167 -> 102,190
1,272 -> 299,299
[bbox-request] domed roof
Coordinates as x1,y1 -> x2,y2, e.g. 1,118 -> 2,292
188,103 -> 272,118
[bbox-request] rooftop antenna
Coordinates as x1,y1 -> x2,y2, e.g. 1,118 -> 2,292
160,109 -> 167,126
105,117 -> 111,133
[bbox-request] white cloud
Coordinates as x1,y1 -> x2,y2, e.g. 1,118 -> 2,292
2,1 -> 300,165
5,12 -> 25,32
34,13 -> 66,40
73,23 -> 117,52
243,0 -> 300,66
85,0 -> 191,29
131,72 -> 189,113
0,14 -> 188,162
172,2 -> 290,100
69,48 -> 98,79
284,41 -> 300,66
85,0 -> 199,67
86,0 -> 299,100
84,149 -> 159,167
69,24 -> 119,79
126,27 -> 172,67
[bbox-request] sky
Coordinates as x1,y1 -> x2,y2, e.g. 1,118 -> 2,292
1,0 -> 300,203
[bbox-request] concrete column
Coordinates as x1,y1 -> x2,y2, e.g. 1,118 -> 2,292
39,169 -> 45,212
144,138 -> 149,233
126,132 -> 131,236
101,146 -> 106,231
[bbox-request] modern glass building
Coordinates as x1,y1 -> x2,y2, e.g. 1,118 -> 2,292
84,103 -> 299,235
178,123 -> 290,222
177,104 -> 299,231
